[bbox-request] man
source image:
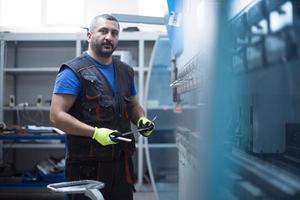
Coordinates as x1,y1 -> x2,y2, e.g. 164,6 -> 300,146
50,14 -> 154,200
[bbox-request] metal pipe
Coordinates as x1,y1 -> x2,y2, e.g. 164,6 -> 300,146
136,39 -> 145,189
0,40 -> 4,122
143,35 -> 161,200
0,38 -> 4,165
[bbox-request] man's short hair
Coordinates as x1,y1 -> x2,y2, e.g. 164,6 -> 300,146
89,14 -> 120,32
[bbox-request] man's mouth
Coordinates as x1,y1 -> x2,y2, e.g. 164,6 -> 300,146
102,44 -> 113,50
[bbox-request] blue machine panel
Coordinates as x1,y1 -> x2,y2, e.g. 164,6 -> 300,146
166,0 -> 184,58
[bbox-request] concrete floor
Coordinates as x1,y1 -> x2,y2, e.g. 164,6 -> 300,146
0,183 -> 177,200
0,191 -> 155,200
134,191 -> 155,200
134,182 -> 178,200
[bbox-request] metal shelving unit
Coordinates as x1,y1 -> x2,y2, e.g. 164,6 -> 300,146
0,31 -> 159,121
4,67 -> 59,73
0,31 -> 161,190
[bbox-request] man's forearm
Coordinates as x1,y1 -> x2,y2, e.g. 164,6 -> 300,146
131,103 -> 145,124
50,111 -> 94,137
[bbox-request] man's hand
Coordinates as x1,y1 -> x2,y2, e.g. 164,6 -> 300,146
92,128 -> 122,146
137,117 -> 155,137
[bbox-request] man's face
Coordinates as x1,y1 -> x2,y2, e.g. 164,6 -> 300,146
87,19 -> 119,58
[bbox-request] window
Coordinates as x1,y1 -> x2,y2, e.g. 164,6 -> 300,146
0,0 -> 165,31
0,0 -> 42,26
46,0 -> 84,25
0,0 -> 84,30
138,0 -> 167,17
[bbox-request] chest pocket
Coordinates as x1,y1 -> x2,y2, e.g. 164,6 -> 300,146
82,75 -> 114,123
123,96 -> 133,120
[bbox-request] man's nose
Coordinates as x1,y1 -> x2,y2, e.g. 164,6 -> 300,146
105,32 -> 114,41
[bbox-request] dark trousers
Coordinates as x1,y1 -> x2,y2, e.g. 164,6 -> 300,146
66,157 -> 134,200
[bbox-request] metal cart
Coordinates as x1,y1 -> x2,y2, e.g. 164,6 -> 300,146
47,180 -> 105,200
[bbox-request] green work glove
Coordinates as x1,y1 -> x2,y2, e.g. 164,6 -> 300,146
92,128 -> 121,146
137,116 -> 155,137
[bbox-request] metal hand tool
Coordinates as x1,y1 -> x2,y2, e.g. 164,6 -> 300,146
109,135 -> 132,142
121,115 -> 157,137
110,115 -> 157,142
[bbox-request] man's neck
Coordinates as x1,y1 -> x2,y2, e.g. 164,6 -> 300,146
87,49 -> 112,65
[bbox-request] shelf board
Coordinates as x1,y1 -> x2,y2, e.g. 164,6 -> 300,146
4,67 -> 147,73
136,143 -> 177,148
120,32 -> 161,41
3,142 -> 174,149
147,105 -> 198,110
1,32 -> 85,41
3,143 -> 65,149
3,106 -> 50,111
133,67 -> 149,71
4,68 -> 59,74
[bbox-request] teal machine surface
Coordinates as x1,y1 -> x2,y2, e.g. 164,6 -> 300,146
170,0 -> 300,199
165,0 -> 183,58
226,1 -> 300,199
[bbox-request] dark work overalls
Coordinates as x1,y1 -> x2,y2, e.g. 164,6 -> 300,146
61,53 -> 136,200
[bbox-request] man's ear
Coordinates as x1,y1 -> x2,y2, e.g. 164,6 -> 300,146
87,31 -> 92,42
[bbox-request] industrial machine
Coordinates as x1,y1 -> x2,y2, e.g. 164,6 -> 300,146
169,0 -> 300,199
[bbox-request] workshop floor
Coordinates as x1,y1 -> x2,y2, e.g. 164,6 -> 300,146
0,191 -> 155,200
0,183 -> 177,200
0,192 -> 155,200
134,191 -> 155,200
134,182 -> 177,200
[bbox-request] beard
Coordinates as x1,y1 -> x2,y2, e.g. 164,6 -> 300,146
91,41 -> 116,58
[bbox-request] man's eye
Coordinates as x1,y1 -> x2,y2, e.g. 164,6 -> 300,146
99,29 -> 108,34
112,31 -> 119,37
